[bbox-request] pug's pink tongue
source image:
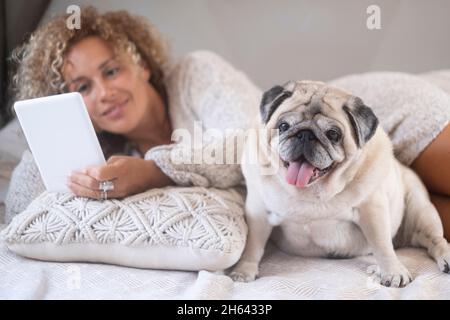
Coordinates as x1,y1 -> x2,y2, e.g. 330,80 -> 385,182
286,160 -> 315,188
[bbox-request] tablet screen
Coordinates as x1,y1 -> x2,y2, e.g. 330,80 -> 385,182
14,92 -> 106,192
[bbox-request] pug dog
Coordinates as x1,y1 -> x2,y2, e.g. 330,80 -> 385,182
230,80 -> 450,287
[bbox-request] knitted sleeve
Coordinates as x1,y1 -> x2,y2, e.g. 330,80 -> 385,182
145,134 -> 245,188
147,51 -> 261,188
5,150 -> 46,223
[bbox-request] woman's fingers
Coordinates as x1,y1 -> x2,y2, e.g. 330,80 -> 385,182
69,171 -> 101,190
85,162 -> 120,182
68,156 -> 138,199
67,171 -> 119,199
67,179 -> 103,199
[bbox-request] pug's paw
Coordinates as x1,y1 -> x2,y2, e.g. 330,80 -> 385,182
229,261 -> 259,282
436,251 -> 450,273
373,263 -> 413,288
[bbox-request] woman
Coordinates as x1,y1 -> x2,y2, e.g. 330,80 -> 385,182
6,6 -> 256,219
6,7 -> 450,241
12,6 -> 177,200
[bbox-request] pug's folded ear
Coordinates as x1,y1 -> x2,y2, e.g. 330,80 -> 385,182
260,84 -> 293,124
343,96 -> 379,148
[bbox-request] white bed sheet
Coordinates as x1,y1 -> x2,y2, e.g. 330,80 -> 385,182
1,227 -> 449,300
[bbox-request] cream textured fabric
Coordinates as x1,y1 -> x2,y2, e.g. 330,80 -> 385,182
143,50 -> 260,188
329,72 -> 450,165
145,140 -> 246,189
1,238 -> 449,299
5,150 -> 45,223
1,187 -> 247,271
0,119 -> 30,224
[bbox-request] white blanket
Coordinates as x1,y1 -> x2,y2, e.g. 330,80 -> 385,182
1,225 -> 449,299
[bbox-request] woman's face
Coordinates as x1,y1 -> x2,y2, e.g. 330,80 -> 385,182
63,36 -> 153,134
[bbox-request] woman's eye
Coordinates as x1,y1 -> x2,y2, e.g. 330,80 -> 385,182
278,122 -> 290,133
77,83 -> 89,93
105,67 -> 119,77
326,129 -> 341,142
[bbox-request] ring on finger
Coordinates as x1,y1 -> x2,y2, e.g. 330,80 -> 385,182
100,190 -> 108,201
99,180 -> 115,192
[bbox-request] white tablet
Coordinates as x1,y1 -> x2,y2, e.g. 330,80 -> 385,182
14,92 -> 106,192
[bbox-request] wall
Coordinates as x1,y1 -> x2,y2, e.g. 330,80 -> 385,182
42,0 -> 450,89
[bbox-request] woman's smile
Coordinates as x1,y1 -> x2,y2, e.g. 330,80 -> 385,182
102,98 -> 129,120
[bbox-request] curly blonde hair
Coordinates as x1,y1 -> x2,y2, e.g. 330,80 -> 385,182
11,6 -> 170,156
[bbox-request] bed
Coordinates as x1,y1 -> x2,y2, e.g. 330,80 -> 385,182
2,70 -> 450,300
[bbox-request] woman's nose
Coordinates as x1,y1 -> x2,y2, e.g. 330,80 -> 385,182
97,79 -> 115,101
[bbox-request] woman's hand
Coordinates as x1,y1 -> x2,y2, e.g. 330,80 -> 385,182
67,155 -> 173,199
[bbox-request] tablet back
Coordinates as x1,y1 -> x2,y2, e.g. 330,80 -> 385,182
14,92 -> 106,192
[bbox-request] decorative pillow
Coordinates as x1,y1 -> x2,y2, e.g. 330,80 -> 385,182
1,187 -> 247,271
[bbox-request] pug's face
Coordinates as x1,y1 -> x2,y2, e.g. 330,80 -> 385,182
260,80 -> 379,192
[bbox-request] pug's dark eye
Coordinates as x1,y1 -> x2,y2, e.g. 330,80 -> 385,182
278,122 -> 290,133
326,129 -> 341,142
